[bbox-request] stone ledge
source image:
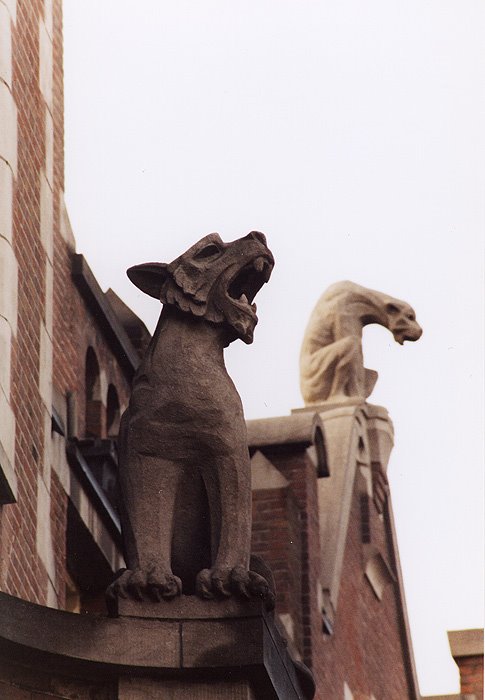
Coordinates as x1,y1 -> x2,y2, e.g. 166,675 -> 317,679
115,595 -> 263,620
246,412 -> 323,449
0,592 -> 314,699
448,629 -> 484,658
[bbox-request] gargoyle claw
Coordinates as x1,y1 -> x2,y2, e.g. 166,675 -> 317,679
127,569 -> 147,601
195,566 -> 275,609
230,566 -> 275,610
195,568 -> 216,599
211,570 -> 232,597
106,567 -> 182,603
146,568 -> 182,601
195,568 -> 232,599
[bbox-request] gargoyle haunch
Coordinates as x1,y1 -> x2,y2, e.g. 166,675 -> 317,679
300,280 -> 422,405
107,232 -> 274,607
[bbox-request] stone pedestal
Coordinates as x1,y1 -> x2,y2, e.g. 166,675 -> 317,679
0,591 -> 314,699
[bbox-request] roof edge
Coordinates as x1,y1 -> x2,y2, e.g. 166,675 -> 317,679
448,629 -> 484,658
72,254 -> 140,379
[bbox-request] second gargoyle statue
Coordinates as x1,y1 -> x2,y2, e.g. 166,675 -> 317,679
107,231 -> 274,608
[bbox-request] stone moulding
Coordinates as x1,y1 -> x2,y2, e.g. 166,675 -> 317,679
247,412 -> 328,478
0,591 -> 315,699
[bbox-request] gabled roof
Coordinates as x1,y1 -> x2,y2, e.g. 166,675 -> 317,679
247,401 -> 420,698
72,254 -> 140,379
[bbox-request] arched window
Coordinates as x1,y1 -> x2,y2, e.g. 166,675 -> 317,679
85,347 -> 102,437
106,384 -> 121,438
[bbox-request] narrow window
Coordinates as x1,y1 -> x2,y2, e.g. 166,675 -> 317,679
85,347 -> 103,437
106,384 -> 121,438
360,493 -> 371,544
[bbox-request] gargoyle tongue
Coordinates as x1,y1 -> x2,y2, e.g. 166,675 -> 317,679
238,294 -> 257,313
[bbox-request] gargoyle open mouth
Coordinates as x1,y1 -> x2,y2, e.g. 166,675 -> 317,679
227,256 -> 273,317
392,328 -> 422,345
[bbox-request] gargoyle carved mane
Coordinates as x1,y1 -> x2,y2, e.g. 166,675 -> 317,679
127,232 -> 272,344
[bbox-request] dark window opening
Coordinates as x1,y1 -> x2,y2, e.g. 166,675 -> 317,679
85,347 -> 103,438
106,384 -> 121,439
360,493 -> 371,544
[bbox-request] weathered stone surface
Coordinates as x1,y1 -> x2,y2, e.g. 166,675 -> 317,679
116,594 -> 263,620
307,403 -> 404,626
118,678 -> 257,700
107,233 -> 275,607
251,451 -> 289,491
300,280 -> 422,404
247,412 -> 322,449
0,591 -> 314,699
448,628 -> 484,658
182,617 -> 263,668
0,591 -> 181,670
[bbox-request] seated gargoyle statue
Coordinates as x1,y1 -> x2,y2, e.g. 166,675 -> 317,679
107,232 -> 275,608
300,280 -> 422,405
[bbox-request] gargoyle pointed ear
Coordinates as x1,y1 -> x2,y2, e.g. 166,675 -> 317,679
127,262 -> 169,299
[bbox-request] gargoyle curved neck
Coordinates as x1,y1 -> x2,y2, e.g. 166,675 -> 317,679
343,296 -> 389,331
150,304 -> 230,356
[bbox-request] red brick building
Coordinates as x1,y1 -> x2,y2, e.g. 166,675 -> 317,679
248,405 -> 419,698
1,2 -> 472,698
447,629 -> 484,698
0,0 -> 140,614
422,629 -> 483,700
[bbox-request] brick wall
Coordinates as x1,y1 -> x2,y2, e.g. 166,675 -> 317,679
252,483 -> 303,655
269,449 -> 322,672
448,629 -> 484,698
0,0 -> 132,610
457,655 -> 484,696
3,0 -> 54,606
250,438 -> 415,700
316,478 -> 411,699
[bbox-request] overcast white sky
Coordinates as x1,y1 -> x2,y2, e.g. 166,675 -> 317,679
63,1 -> 484,694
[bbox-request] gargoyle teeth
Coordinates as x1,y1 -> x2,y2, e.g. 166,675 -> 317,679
254,257 -> 265,273
252,303 -> 257,312
239,294 -> 249,305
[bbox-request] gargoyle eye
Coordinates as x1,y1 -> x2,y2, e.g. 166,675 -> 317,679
386,303 -> 400,315
407,313 -> 415,321
194,244 -> 221,260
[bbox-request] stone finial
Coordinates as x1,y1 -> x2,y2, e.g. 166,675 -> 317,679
300,281 -> 422,405
106,232 -> 275,609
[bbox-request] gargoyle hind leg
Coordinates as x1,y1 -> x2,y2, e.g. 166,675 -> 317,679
196,450 -> 273,607
108,455 -> 182,602
329,336 -> 366,399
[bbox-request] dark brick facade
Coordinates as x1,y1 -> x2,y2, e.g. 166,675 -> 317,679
0,0 -> 133,612
250,430 -> 417,700
458,655 -> 484,696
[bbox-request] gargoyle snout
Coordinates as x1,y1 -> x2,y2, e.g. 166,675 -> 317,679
392,321 -> 423,345
244,231 -> 268,247
407,323 -> 423,341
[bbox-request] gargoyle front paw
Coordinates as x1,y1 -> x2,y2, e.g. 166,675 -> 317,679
195,566 -> 275,610
106,567 -> 182,602
230,565 -> 275,611
146,567 -> 182,601
106,568 -> 145,602
195,567 -> 232,599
